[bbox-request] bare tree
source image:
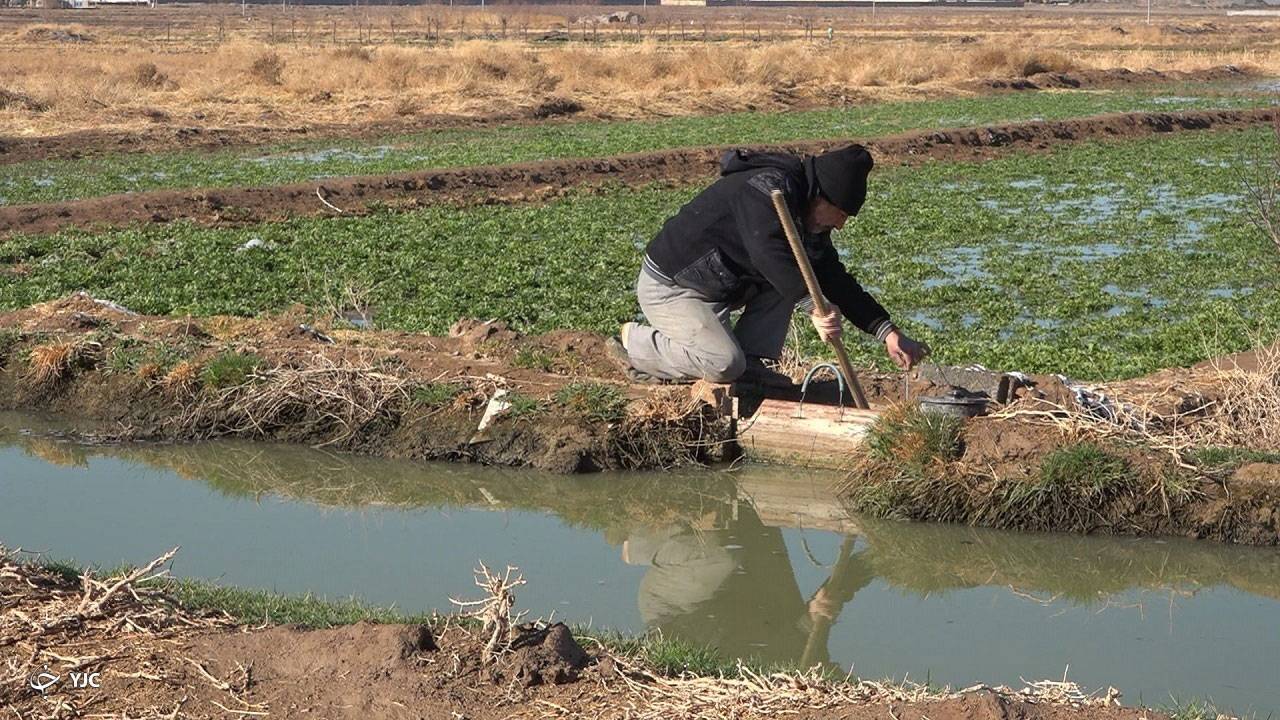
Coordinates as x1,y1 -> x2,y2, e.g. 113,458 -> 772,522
1241,121 -> 1280,257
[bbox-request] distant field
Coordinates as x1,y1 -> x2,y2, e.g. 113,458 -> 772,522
1,87 -> 1272,206
4,128 -> 1276,381
0,4 -> 1276,137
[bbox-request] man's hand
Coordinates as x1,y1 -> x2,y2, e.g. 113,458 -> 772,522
810,307 -> 842,343
885,328 -> 929,370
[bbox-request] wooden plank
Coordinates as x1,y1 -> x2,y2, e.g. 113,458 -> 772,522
738,398 -> 881,470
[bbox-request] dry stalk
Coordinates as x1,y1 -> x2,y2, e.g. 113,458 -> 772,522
610,652 -> 1123,720
1,545 -> 233,716
1175,344 -> 1280,451
449,563 -> 528,664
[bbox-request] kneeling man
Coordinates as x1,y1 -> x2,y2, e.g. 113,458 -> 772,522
615,145 -> 927,386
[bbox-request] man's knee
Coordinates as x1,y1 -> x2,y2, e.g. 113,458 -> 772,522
699,347 -> 746,383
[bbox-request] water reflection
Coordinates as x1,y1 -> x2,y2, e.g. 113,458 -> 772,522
5,412 -> 1279,677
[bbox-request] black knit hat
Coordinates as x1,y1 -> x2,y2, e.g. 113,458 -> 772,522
812,144 -> 874,216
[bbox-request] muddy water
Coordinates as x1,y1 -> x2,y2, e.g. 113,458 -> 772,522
2,412 -> 1278,715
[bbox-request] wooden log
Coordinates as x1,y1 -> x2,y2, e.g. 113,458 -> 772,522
738,398 -> 880,470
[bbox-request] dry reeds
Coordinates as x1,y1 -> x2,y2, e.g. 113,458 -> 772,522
609,653 -> 1121,720
169,353 -> 411,448
24,340 -> 96,389
1179,343 -> 1280,452
1,546 -> 235,717
2,8 -> 1278,137
997,341 -> 1280,459
160,359 -> 201,395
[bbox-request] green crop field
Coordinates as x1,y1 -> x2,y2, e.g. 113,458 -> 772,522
0,86 -> 1271,206
3,127 -> 1277,380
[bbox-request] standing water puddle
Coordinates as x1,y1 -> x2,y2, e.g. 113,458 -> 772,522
2,411 -> 1277,715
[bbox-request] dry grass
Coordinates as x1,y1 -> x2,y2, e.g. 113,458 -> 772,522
24,340 -> 96,389
0,6 -> 1276,136
160,359 -> 201,396
610,652 -> 1123,720
1179,343 -> 1280,452
1002,341 -> 1280,459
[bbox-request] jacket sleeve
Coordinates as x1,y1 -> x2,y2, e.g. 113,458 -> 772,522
729,174 -> 811,305
811,236 -> 895,339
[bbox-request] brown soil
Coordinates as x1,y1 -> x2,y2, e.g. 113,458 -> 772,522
0,553 -> 1163,720
0,65 -> 1246,166
1,107 -> 1273,238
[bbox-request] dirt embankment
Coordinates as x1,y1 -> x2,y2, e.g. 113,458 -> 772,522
0,550 -> 1162,720
1,106 -> 1275,238
2,294 -> 1277,544
0,65 -> 1252,166
841,345 -> 1280,546
0,294 -> 738,473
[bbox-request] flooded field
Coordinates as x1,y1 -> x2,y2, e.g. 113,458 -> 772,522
3,412 -> 1278,716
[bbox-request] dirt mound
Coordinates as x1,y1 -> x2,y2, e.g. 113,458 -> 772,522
960,417 -> 1066,480
974,65 -> 1247,91
2,107 -> 1274,238
23,26 -> 93,43
1235,462 -> 1280,488
191,622 -> 436,683
501,622 -> 589,686
0,88 -> 47,113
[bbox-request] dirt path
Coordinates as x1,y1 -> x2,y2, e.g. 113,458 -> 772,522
0,65 -> 1251,165
1,106 -> 1274,238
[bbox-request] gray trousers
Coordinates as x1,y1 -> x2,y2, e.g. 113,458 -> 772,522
626,269 -> 794,383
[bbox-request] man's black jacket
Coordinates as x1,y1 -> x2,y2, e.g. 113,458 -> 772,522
642,149 -> 893,339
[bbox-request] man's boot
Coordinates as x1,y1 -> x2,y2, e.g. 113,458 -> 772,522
739,356 -> 795,389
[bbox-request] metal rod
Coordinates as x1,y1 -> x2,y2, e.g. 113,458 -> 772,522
769,190 -> 870,410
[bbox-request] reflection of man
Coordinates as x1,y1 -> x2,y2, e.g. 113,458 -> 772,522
621,505 -> 873,668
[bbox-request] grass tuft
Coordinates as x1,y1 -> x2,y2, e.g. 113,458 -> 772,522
411,382 -> 463,408
1037,442 -> 1130,491
200,351 -> 263,389
503,391 -> 545,419
248,50 -> 286,85
165,578 -> 423,629
513,346 -> 556,372
26,340 -> 82,387
863,404 -> 964,474
1191,446 -> 1280,471
554,381 -> 628,423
